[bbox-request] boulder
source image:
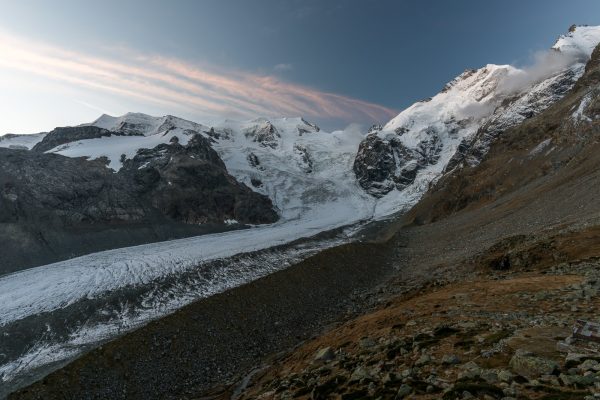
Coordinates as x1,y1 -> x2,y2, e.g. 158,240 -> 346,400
314,347 -> 335,362
509,350 -> 559,379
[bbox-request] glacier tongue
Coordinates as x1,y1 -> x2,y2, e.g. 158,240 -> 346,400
0,115 -> 392,327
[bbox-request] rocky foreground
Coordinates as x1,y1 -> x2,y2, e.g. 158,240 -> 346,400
230,261 -> 600,400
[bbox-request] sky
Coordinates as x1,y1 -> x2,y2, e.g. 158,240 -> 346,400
0,0 -> 599,134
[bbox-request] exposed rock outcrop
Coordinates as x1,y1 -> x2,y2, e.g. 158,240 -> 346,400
120,134 -> 278,225
353,131 -> 442,197
32,126 -> 131,153
0,134 -> 278,273
297,118 -> 320,135
244,120 -> 281,148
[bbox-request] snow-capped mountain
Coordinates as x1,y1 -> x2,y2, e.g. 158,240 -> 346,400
1,25 -> 599,268
2,25 -> 600,396
0,112 -> 396,275
4,26 -> 599,226
353,25 -> 600,197
4,113 -> 385,223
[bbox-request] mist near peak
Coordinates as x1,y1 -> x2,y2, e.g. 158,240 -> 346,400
499,46 -> 589,95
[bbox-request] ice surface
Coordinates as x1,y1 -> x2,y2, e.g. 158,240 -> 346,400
0,200 -> 377,326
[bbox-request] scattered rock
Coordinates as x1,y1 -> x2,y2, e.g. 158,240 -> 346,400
358,337 -> 377,349
497,369 -> 514,383
314,347 -> 335,362
559,372 -> 597,387
579,359 -> 600,372
396,384 -> 412,398
415,354 -> 431,366
349,366 -> 373,382
442,354 -> 461,365
480,369 -> 499,384
509,349 -> 559,378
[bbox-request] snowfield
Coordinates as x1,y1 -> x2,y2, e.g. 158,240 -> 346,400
0,132 -> 46,150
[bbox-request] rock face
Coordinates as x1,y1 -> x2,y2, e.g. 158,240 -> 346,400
120,134 -> 278,225
445,64 -> 585,172
0,134 -> 278,274
353,132 -> 442,197
32,126 -> 130,153
244,119 -> 281,148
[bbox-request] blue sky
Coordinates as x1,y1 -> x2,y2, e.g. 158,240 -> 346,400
0,0 -> 599,133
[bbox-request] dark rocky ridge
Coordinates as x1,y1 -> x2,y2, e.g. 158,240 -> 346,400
353,132 -> 442,198
120,134 -> 278,225
31,126 -> 132,153
0,133 -> 278,275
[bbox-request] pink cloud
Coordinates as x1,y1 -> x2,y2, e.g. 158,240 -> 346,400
0,31 -> 397,124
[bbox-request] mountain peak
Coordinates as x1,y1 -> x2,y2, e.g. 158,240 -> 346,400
553,25 -> 600,58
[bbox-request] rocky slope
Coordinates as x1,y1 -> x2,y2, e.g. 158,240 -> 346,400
234,263 -> 600,400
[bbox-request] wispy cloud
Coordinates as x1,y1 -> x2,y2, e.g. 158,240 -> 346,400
73,99 -> 114,116
274,63 -> 294,72
0,31 -> 396,124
